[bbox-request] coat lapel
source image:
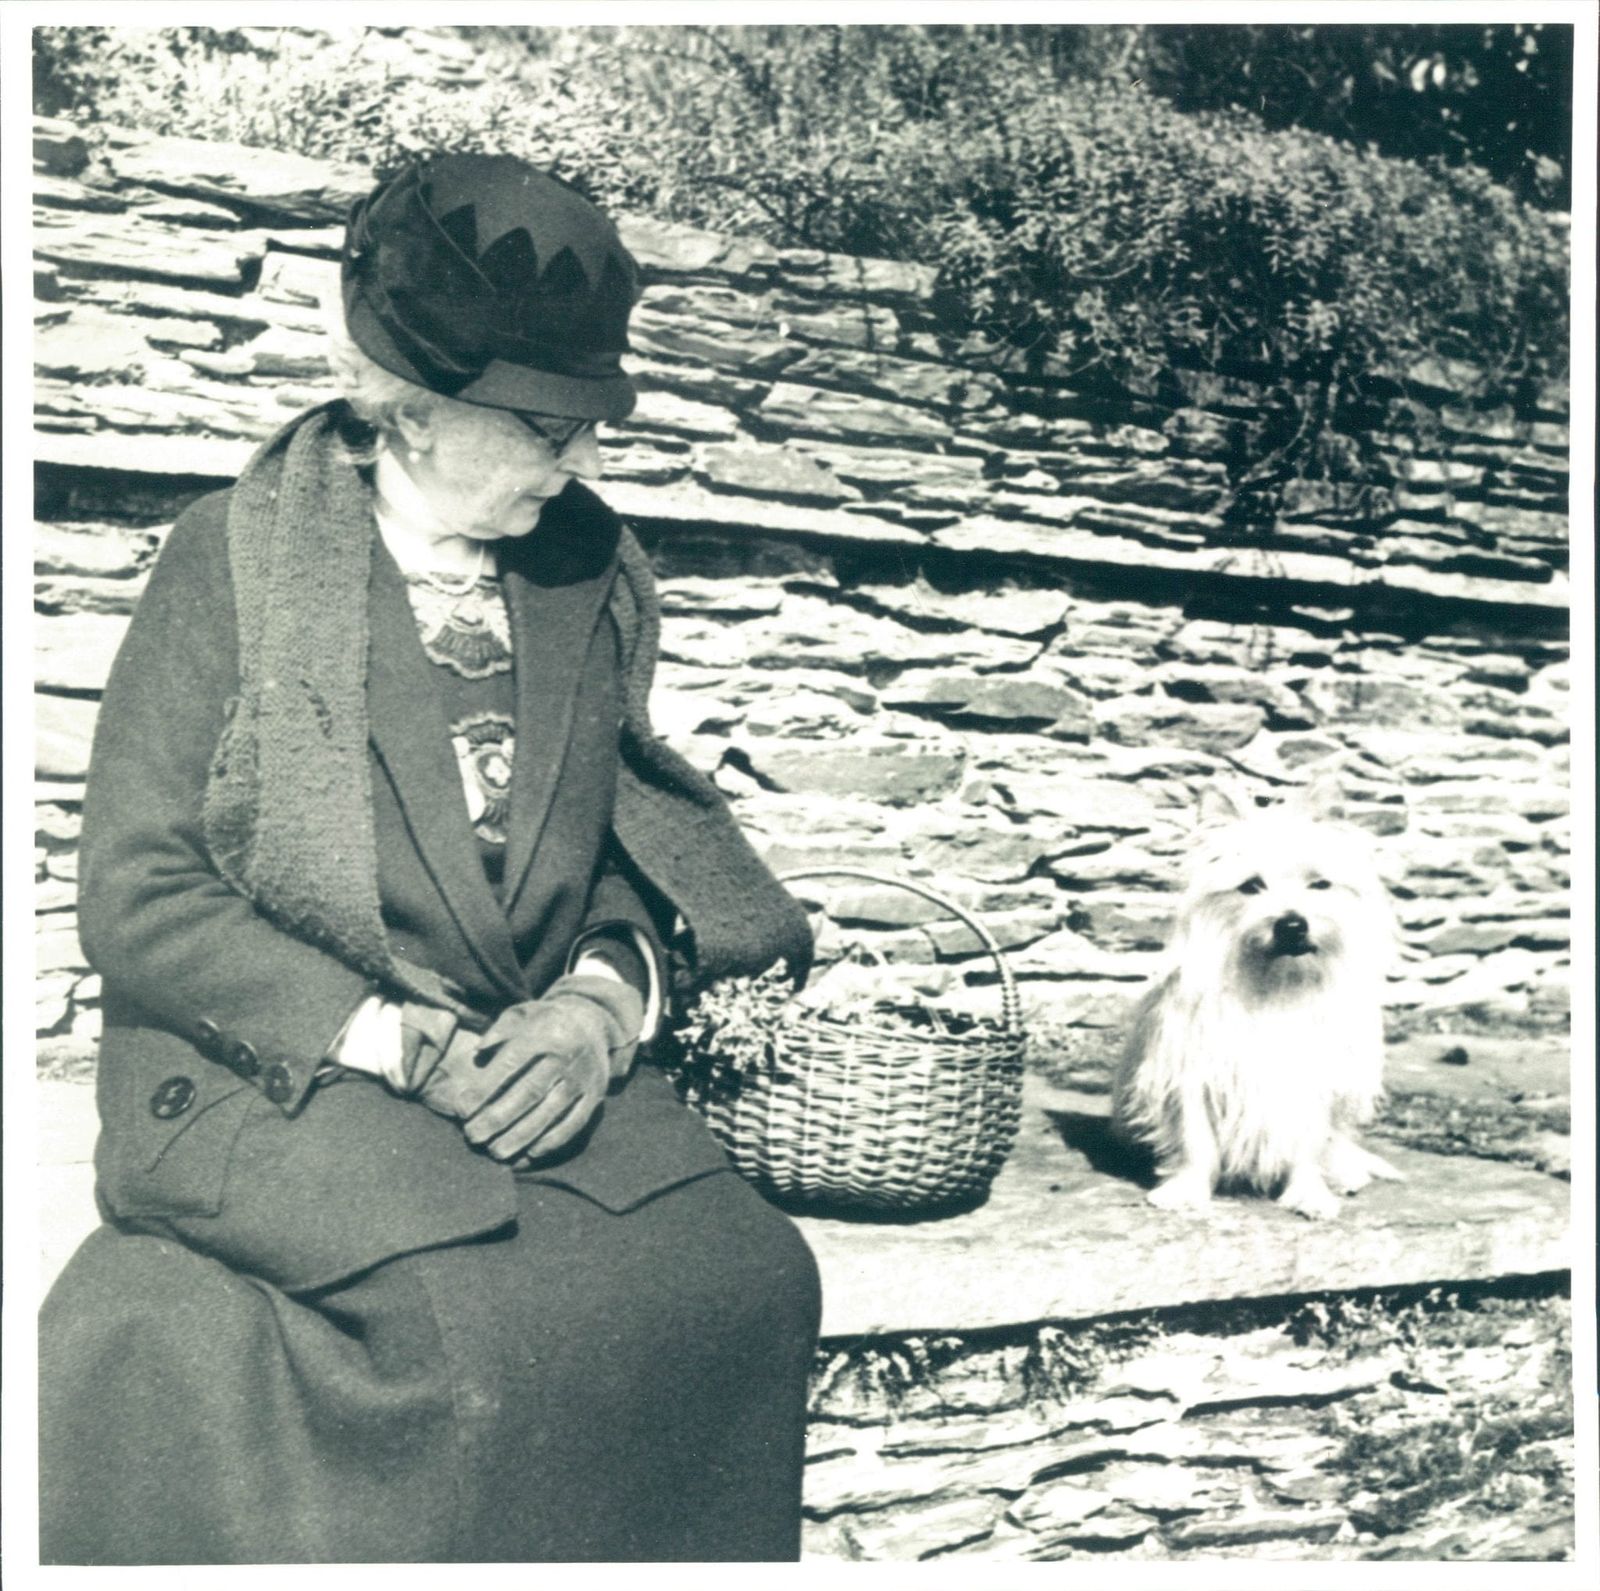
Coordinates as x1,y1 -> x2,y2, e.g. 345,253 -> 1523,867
499,486 -> 622,912
367,537 -> 526,1000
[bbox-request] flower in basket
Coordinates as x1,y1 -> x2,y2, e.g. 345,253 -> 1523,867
667,949 -> 989,1093
666,960 -> 798,1092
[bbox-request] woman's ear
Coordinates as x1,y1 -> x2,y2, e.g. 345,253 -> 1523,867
388,400 -> 437,457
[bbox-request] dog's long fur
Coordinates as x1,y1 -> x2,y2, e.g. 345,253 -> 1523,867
1112,774 -> 1402,1219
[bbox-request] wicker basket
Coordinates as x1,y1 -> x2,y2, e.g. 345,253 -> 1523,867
673,868 -> 1027,1215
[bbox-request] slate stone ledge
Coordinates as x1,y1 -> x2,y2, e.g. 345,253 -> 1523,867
36,427 -> 254,484
32,440 -> 1572,639
789,1075 -> 1569,1341
35,1071 -> 1569,1341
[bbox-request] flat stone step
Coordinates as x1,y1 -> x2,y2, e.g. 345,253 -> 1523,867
790,1075 -> 1569,1336
34,1071 -> 1568,1335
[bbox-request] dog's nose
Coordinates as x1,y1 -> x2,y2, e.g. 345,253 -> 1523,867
1272,911 -> 1312,953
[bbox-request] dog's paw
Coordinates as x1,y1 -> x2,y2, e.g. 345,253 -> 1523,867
1278,1177 -> 1341,1221
1147,1176 -> 1214,1214
1362,1150 -> 1405,1182
1325,1138 -> 1405,1194
1324,1150 -> 1372,1196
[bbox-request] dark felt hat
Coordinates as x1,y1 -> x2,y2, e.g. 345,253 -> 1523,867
341,153 -> 640,421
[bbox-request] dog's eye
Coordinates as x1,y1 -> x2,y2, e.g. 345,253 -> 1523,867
1237,876 -> 1266,895
1308,878 -> 1332,891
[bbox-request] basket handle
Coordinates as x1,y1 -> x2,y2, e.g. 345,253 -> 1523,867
780,867 -> 1023,1039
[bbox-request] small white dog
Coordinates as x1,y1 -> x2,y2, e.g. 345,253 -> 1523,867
1112,773 -> 1403,1220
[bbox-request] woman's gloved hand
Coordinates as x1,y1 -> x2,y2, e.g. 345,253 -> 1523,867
399,975 -> 644,1163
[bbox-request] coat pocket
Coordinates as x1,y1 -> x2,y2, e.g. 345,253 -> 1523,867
94,1026 -> 260,1220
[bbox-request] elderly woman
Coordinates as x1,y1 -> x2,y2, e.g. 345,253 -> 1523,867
40,154 -> 820,1565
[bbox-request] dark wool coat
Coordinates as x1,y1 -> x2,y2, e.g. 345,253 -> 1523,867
40,477 -> 822,1563
74,481 -> 812,1284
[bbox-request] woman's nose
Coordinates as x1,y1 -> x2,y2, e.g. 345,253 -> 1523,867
559,430 -> 603,479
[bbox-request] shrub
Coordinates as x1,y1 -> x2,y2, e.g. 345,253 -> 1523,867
1135,23 -> 1574,211
33,27 -> 530,169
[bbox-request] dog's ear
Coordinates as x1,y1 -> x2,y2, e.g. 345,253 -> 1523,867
1292,768 -> 1347,820
1196,783 -> 1243,828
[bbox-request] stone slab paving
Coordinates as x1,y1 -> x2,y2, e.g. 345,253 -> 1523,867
35,1068 -> 1569,1326
789,1074 -> 1569,1337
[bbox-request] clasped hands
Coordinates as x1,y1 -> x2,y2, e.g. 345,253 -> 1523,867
397,975 -> 644,1165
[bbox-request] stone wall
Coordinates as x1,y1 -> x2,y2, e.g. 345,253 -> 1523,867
799,1279 -> 1573,1562
33,115 -> 1572,1066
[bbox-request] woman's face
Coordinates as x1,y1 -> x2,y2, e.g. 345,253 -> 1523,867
396,400 -> 603,541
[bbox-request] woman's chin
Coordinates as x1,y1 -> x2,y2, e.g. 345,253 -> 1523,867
472,501 -> 548,540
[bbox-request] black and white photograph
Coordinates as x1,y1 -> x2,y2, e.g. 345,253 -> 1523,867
4,2 -> 1595,1577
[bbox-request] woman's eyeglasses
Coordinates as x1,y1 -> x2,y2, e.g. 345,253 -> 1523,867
512,412 -> 599,454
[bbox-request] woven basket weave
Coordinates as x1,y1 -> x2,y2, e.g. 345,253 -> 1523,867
675,868 -> 1027,1214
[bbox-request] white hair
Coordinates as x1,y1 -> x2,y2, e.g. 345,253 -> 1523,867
320,284 -> 441,462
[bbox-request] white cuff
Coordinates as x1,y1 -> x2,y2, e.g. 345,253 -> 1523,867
570,925 -> 663,1044
329,995 -> 407,1088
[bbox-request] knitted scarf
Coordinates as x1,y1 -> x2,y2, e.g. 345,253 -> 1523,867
203,404 -> 811,1012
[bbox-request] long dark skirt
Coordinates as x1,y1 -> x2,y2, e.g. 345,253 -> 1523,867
39,1168 -> 821,1564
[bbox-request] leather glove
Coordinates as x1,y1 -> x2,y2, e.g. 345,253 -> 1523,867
399,976 -> 644,1164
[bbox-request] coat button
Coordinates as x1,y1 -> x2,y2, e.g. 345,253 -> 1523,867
194,1018 -> 223,1059
263,1063 -> 295,1105
150,1076 -> 196,1119
229,1039 -> 261,1078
